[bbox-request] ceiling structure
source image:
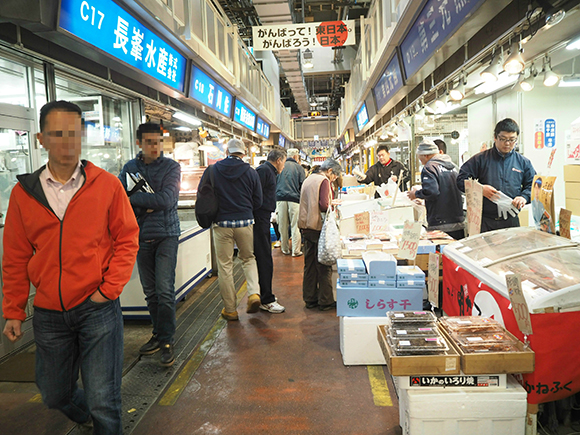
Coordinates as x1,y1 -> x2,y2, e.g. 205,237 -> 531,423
216,0 -> 370,117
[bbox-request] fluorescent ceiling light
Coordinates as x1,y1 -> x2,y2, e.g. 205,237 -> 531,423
175,126 -> 192,132
566,35 -> 580,50
173,112 -> 202,126
558,76 -> 580,87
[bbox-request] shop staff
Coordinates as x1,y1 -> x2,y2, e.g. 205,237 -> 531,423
2,100 -> 139,434
356,144 -> 410,194
119,122 -> 181,367
457,118 -> 536,232
407,140 -> 465,240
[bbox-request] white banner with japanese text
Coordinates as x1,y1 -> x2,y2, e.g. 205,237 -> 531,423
252,21 -> 356,51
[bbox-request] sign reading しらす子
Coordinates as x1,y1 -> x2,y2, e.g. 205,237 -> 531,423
252,21 -> 355,51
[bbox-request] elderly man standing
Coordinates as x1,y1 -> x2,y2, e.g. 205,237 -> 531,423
2,100 -> 139,434
298,159 -> 342,311
276,148 -> 305,257
254,149 -> 287,313
199,139 -> 263,321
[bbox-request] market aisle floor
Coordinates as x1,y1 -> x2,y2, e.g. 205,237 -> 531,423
132,248 -> 402,435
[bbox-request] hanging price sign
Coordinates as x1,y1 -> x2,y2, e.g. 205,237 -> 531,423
427,252 -> 440,308
505,273 -> 533,336
398,221 -> 422,260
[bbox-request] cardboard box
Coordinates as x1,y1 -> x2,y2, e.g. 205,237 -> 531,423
341,175 -> 360,187
440,327 -> 535,374
566,198 -> 580,216
337,283 -> 422,316
340,316 -> 388,365
397,265 -> 425,280
565,181 -> 580,200
378,325 -> 460,376
564,164 -> 580,182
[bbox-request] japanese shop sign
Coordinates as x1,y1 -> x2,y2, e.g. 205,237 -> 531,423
356,103 -> 369,131
410,375 -> 501,387
545,118 -> 556,148
189,65 -> 232,117
427,252 -> 440,308
255,117 -> 270,139
59,0 -> 186,92
398,221 -> 422,260
400,0 -> 483,80
337,288 -> 422,316
372,54 -> 404,111
252,20 -> 355,50
233,99 -> 256,131
534,119 -> 544,149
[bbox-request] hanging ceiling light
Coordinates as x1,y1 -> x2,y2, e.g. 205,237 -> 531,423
503,40 -> 525,75
543,57 -> 560,87
449,76 -> 466,101
481,49 -> 502,82
414,102 -> 425,120
520,66 -> 535,91
566,34 -> 580,50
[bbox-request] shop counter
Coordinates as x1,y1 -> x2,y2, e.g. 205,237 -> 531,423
441,227 -> 580,404
120,209 -> 212,318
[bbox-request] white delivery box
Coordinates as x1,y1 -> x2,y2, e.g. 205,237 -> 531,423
398,375 -> 526,435
339,316 -> 388,365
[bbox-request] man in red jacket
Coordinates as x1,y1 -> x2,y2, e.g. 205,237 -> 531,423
2,101 -> 139,435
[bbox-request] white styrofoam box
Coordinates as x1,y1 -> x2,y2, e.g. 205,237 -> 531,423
337,198 -> 380,219
337,258 -> 366,273
396,280 -> 425,288
395,372 -> 508,390
369,279 -> 397,288
417,240 -> 436,254
397,265 -> 426,280
339,272 -> 368,280
339,279 -> 369,287
369,272 -> 397,280
399,375 -> 526,435
363,251 -> 397,278
337,282 -> 423,316
339,316 -> 388,365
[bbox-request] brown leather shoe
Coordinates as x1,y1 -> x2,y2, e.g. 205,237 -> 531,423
246,294 -> 261,313
221,308 -> 239,321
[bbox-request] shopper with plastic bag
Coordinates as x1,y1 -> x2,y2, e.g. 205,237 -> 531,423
298,159 -> 342,311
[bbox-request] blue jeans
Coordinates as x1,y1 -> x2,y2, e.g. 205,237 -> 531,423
137,236 -> 179,344
33,297 -> 124,435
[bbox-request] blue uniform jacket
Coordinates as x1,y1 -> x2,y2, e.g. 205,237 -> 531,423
456,146 -> 536,218
118,153 -> 181,240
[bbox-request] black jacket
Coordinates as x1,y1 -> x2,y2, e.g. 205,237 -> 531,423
457,146 -> 536,218
276,158 -> 305,203
414,155 -> 464,232
255,161 -> 278,219
204,156 -> 262,222
362,159 -> 410,194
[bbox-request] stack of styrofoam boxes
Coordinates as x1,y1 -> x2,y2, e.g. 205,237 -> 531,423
396,265 -> 426,304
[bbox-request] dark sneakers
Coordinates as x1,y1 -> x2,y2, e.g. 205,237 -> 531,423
160,344 -> 175,367
139,335 -> 160,355
319,302 -> 337,311
305,301 -> 318,309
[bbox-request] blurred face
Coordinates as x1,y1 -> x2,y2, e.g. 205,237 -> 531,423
37,110 -> 82,168
274,157 -> 285,173
138,132 -> 164,161
418,154 -> 430,165
325,169 -> 338,183
494,131 -> 518,154
377,149 -> 390,165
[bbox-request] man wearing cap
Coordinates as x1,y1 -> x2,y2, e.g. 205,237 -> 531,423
276,148 -> 305,257
200,139 -> 263,321
408,140 -> 465,240
457,118 -> 536,232
356,144 -> 410,195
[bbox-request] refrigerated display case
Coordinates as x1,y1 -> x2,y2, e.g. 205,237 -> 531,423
442,227 -> 580,404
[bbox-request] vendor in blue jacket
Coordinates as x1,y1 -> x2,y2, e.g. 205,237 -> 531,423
408,140 -> 465,240
119,122 -> 181,367
456,118 -> 536,233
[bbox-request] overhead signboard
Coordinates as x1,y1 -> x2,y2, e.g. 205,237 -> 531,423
189,65 -> 233,117
233,99 -> 256,131
59,0 -> 187,92
256,117 -> 270,139
278,134 -> 286,148
252,20 -> 356,51
373,53 -> 404,111
356,103 -> 369,132
400,0 -> 484,80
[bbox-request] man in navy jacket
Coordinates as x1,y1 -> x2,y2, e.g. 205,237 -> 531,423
201,139 -> 263,321
254,149 -> 287,313
457,118 -> 536,232
119,122 -> 181,367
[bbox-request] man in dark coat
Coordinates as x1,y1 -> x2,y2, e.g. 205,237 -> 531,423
356,144 -> 410,194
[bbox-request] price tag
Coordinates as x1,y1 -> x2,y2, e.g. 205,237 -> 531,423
427,252 -> 440,308
505,273 -> 533,336
559,208 -> 572,239
465,179 -> 483,236
370,210 -> 389,233
354,211 -> 370,234
398,221 -> 422,260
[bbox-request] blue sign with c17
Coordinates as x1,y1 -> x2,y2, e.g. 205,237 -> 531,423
256,117 -> 270,139
190,66 -> 233,117
400,0 -> 484,80
59,0 -> 187,92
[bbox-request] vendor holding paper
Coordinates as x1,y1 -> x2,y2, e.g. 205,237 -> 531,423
355,144 -> 409,195
456,118 -> 536,232
408,140 -> 465,240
